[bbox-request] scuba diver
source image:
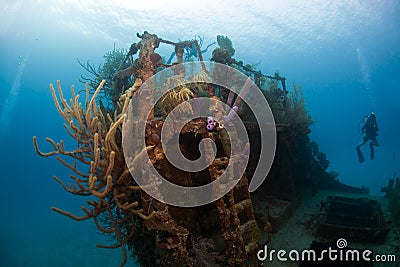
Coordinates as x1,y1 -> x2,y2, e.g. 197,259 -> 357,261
356,112 -> 379,163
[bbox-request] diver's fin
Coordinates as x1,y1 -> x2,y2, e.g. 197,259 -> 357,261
356,146 -> 365,163
370,143 -> 375,160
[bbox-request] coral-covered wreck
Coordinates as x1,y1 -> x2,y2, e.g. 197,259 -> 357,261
33,31 -> 367,266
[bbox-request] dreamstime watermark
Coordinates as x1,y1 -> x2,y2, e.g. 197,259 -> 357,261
122,61 -> 276,207
257,238 -> 396,263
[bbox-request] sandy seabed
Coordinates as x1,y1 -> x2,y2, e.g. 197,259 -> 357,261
259,189 -> 400,267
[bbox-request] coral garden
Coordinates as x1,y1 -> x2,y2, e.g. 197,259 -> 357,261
33,31 -> 358,266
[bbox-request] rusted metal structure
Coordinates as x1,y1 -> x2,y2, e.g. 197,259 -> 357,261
33,31 -> 369,266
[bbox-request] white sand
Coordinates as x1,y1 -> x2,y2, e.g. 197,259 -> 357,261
259,189 -> 400,266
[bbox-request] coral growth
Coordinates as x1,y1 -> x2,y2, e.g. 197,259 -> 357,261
33,31 -> 320,267
211,48 -> 235,65
261,74 -> 287,123
156,76 -> 194,117
79,46 -> 133,110
309,141 -> 330,170
190,236 -> 225,267
32,32 -> 201,267
216,35 -> 235,57
166,36 -> 215,64
285,82 -> 313,133
33,80 -> 145,267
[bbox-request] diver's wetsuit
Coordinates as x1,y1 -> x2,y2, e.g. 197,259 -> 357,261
356,113 -> 379,162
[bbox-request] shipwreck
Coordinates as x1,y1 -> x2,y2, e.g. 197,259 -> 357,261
33,31 -> 374,266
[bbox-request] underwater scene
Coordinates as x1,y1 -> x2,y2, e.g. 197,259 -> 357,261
1,1 -> 400,266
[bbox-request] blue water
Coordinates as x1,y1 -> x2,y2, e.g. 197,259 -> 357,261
1,1 -> 399,266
